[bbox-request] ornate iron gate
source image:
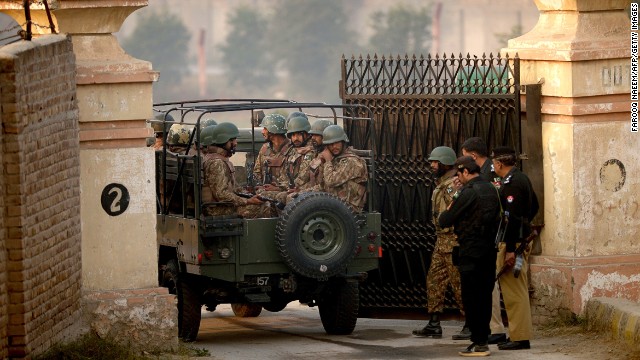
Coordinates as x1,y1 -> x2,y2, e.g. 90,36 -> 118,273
340,53 -> 521,314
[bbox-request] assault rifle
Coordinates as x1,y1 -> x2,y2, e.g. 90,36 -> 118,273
235,192 -> 285,210
495,225 -> 543,281
263,160 -> 272,185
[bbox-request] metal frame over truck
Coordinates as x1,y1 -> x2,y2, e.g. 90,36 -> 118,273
152,100 -> 382,342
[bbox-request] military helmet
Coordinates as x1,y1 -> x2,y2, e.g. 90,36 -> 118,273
152,112 -> 174,133
286,116 -> 311,136
260,113 -> 287,134
200,117 -> 218,129
322,125 -> 349,145
428,146 -> 457,166
212,122 -> 240,145
199,125 -> 217,147
309,119 -> 333,135
167,124 -> 192,146
286,111 -> 308,124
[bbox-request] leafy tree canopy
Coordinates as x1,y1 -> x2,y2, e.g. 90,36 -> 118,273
368,4 -> 432,56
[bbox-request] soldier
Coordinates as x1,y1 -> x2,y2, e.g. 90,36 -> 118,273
166,123 -> 193,155
286,111 -> 308,127
439,156 -> 502,357
201,123 -> 271,218
253,113 -> 292,189
309,119 -> 333,152
151,112 -> 174,150
491,146 -> 539,351
188,118 -> 218,155
412,146 -> 467,340
461,137 -> 507,344
317,125 -> 368,212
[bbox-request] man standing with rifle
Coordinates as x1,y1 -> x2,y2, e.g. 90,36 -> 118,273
491,146 -> 539,351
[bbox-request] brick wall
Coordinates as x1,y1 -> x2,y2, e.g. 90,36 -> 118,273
0,35 -> 82,358
0,90 -> 7,360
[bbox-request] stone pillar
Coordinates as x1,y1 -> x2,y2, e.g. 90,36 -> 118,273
504,0 -> 639,322
0,0 -> 177,351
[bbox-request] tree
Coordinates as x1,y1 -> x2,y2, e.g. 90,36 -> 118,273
121,7 -> 191,101
268,0 -> 359,103
368,4 -> 432,56
219,6 -> 275,90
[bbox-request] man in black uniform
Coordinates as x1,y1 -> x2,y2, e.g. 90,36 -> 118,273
439,156 -> 501,357
491,146 -> 539,350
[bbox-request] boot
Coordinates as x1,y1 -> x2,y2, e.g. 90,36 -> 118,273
452,325 -> 471,340
412,313 -> 443,338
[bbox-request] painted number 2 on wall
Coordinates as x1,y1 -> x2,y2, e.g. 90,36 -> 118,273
101,183 -> 130,216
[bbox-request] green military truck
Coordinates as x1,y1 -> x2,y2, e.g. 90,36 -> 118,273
152,100 -> 381,342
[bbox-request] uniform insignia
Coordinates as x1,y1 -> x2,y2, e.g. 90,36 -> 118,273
507,195 -> 514,203
503,174 -> 512,184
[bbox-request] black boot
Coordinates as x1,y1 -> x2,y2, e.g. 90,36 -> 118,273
412,313 -> 443,338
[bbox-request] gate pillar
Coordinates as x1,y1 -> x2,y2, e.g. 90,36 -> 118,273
0,0 -> 177,351
504,0 -> 638,322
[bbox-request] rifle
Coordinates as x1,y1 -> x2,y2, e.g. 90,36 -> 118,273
286,165 -> 295,190
495,225 -> 542,281
235,192 -> 285,210
263,160 -> 272,185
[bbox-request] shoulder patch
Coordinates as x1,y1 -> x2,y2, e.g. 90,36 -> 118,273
506,195 -> 514,203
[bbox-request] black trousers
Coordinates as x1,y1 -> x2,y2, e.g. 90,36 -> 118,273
459,253 -> 496,345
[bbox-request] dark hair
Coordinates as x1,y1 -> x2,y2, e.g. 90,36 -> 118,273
491,146 -> 517,166
455,155 -> 480,174
461,137 -> 488,157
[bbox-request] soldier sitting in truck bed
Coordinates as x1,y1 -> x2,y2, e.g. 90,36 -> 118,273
201,123 -> 272,218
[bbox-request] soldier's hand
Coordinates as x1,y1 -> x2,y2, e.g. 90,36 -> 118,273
504,251 -> 516,267
452,176 -> 463,189
318,148 -> 333,162
263,184 -> 279,192
246,195 -> 265,205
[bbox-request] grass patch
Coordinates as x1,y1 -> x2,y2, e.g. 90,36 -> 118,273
35,333 -> 210,360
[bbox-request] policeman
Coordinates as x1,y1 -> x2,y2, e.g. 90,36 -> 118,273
201,123 -> 271,218
253,113 -> 291,188
317,125 -> 368,212
461,136 -> 507,344
412,147 -> 466,340
166,124 -> 193,155
308,119 -> 333,151
439,156 -> 501,357
491,146 -> 539,351
151,112 -> 174,150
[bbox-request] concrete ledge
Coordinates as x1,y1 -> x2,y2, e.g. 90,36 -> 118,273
586,297 -> 640,346
82,287 -> 178,352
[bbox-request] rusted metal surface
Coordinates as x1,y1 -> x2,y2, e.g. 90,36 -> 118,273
340,53 -> 521,313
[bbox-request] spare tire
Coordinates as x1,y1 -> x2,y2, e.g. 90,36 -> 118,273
276,192 -> 358,279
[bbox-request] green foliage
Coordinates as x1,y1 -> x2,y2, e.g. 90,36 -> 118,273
368,4 -> 432,56
121,7 -> 191,100
220,6 -> 276,89
268,0 -> 359,102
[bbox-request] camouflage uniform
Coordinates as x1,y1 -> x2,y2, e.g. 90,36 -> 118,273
322,147 -> 368,212
253,140 -> 292,187
426,168 -> 464,314
202,146 -> 271,218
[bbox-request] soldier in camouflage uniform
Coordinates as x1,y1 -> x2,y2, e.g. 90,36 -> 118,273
151,112 -> 174,150
188,118 -> 218,155
413,146 -> 468,339
167,123 -> 193,155
253,113 -> 292,189
317,125 -> 368,212
301,119 -> 334,193
201,123 -> 271,218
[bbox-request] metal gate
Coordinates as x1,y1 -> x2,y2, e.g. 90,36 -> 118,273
339,53 -> 521,315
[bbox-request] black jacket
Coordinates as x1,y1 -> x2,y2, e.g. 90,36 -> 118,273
500,167 -> 539,252
439,176 -> 501,260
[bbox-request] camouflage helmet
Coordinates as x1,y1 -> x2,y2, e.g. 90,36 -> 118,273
428,146 -> 457,166
322,125 -> 349,145
200,117 -> 218,129
211,122 -> 240,145
152,112 -> 174,133
167,124 -> 192,146
286,116 -> 311,136
309,119 -> 333,136
199,125 -> 217,147
260,113 -> 287,134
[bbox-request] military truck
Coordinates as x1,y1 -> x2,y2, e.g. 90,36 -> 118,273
152,100 -> 381,342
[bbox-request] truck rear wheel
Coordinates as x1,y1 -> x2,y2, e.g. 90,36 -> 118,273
161,259 -> 178,295
231,303 -> 263,317
276,193 -> 358,279
178,274 -> 202,342
319,279 -> 359,335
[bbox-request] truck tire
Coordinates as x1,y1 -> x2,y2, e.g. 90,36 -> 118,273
231,303 -> 263,317
276,193 -> 358,279
263,301 -> 288,313
178,274 -> 202,342
319,279 -> 359,335
161,259 -> 178,295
